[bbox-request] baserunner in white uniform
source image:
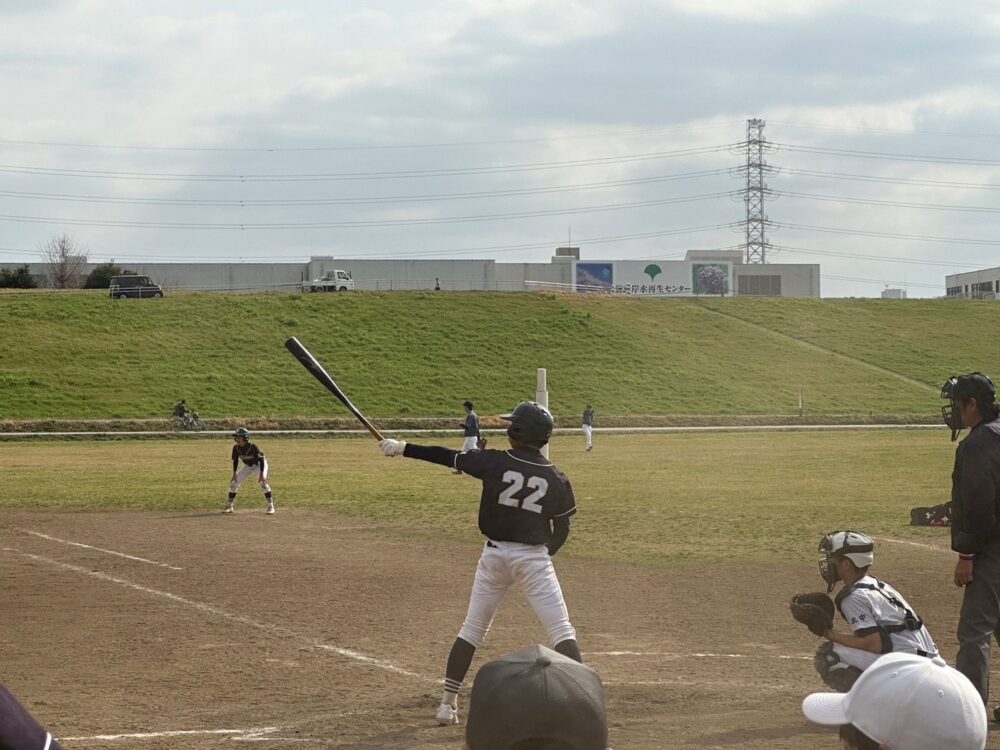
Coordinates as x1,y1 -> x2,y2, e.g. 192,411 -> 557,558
225,427 -> 275,515
813,530 -> 938,691
378,401 -> 581,727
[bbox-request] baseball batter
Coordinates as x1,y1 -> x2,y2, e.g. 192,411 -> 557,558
379,401 -> 582,727
813,531 -> 938,691
225,427 -> 275,514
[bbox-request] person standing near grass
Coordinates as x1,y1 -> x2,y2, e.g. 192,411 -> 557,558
582,404 -> 594,452
377,401 -> 583,728
454,400 -> 481,475
940,372 -> 1000,714
225,427 -> 275,515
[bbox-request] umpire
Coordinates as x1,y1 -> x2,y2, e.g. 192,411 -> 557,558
942,372 -> 1000,710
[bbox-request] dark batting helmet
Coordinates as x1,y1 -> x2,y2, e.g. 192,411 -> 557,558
231,427 -> 251,439
500,401 -> 554,446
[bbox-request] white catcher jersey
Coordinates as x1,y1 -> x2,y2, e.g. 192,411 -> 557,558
836,575 -> 938,656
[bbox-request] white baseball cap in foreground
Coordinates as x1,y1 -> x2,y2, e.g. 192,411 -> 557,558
801,652 -> 987,750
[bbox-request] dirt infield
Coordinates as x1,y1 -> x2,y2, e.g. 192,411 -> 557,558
2,509 -> 996,749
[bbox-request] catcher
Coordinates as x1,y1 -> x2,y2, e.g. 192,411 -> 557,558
791,530 -> 939,692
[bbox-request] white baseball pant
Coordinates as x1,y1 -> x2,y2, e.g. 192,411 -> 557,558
230,460 -> 270,494
831,643 -> 882,671
457,540 -> 576,648
582,424 -> 592,449
462,436 -> 479,451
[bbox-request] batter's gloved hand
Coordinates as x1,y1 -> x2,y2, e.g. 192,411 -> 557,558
379,439 -> 407,457
790,592 -> 835,637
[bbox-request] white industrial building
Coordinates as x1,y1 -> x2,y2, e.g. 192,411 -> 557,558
946,267 -> 1000,300
2,248 -> 821,297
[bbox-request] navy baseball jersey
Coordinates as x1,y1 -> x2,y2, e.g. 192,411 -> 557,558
456,448 -> 576,545
232,442 -> 265,471
462,411 -> 481,437
0,683 -> 62,750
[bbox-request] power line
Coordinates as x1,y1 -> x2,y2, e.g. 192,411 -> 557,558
775,142 -> 1000,167
0,120 -> 744,153
0,144 -> 737,182
775,244 -> 983,269
821,273 -> 942,290
769,120 -> 1000,140
0,168 -> 731,207
0,223 -> 734,263
779,167 -> 1000,191
781,190 -> 1000,214
781,222 -> 1000,247
0,192 -> 733,230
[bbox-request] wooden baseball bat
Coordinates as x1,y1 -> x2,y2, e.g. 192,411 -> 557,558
284,337 -> 384,441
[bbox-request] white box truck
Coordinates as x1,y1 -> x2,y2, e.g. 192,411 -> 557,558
303,269 -> 355,292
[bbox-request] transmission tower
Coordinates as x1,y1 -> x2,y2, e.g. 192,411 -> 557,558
741,118 -> 774,264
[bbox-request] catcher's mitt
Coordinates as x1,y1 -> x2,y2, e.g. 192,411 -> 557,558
790,592 -> 834,637
476,437 -> 488,450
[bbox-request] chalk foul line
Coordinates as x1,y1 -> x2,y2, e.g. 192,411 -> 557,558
17,529 -> 184,571
1,546 -> 432,684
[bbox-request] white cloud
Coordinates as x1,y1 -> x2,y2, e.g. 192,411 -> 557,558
665,0 -> 844,20
0,0 -> 998,296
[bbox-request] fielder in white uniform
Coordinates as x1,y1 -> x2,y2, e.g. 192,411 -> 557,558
378,401 -> 581,727
460,400 -> 480,452
582,404 -> 594,451
813,530 -> 938,691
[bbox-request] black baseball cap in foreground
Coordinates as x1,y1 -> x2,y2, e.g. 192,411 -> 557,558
465,644 -> 608,750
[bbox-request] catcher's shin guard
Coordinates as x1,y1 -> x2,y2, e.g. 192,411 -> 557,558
814,642 -> 863,693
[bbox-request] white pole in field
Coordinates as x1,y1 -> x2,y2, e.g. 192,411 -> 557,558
536,368 -> 550,459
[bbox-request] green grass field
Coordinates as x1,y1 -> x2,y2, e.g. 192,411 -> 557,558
4,430 -> 955,567
2,291 -> 999,421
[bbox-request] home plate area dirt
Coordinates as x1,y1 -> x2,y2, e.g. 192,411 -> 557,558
2,510 -> 996,749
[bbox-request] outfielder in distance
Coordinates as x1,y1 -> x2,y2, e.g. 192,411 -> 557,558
453,400 -> 481,475
794,531 -> 938,692
224,427 -> 275,515
378,401 -> 582,727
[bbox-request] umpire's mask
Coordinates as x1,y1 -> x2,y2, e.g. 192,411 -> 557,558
941,376 -> 964,442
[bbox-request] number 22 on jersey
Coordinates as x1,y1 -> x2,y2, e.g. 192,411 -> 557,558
497,470 -> 549,513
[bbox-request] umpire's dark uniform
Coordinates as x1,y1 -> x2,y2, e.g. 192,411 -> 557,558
952,417 -> 1000,703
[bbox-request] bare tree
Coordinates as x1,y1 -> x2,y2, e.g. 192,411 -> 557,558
40,234 -> 89,288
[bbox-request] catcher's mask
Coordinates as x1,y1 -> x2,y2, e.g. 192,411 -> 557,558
818,531 -> 874,593
941,373 -> 997,441
500,401 -> 554,447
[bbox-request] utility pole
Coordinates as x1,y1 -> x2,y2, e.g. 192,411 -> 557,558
741,118 -> 774,264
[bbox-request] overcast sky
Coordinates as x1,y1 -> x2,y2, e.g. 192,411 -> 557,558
1,0 -> 999,297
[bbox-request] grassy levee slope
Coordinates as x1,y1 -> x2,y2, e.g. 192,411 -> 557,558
1,291 -> 998,420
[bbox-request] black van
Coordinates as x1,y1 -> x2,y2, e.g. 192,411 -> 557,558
109,275 -> 164,299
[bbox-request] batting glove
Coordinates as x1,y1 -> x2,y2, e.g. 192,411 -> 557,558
379,438 -> 407,457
